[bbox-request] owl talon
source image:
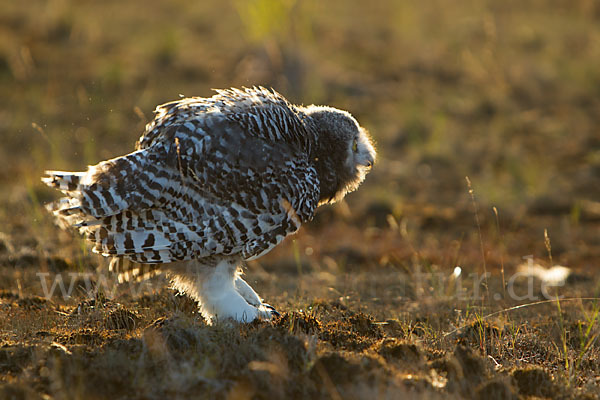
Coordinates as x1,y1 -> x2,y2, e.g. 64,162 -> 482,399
263,303 -> 280,317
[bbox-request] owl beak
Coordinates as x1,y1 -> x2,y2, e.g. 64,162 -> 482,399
360,155 -> 374,169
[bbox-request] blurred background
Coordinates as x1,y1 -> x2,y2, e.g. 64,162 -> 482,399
1,0 -> 599,283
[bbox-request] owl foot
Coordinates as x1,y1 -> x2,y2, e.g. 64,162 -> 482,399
199,264 -> 276,323
202,297 -> 278,323
234,276 -> 279,317
262,303 -> 280,317
167,259 -> 277,324
201,291 -> 275,323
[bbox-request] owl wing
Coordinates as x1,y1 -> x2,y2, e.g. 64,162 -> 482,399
44,113 -> 319,264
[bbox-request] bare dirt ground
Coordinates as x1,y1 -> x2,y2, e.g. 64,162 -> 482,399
1,1 -> 600,399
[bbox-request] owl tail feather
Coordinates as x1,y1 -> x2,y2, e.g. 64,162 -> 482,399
42,171 -> 86,193
42,171 -> 86,230
109,257 -> 163,283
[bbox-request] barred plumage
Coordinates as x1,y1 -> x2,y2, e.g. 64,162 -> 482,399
43,87 -> 375,323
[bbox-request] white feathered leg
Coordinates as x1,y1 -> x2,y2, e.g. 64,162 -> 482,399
166,259 -> 275,324
234,274 -> 262,305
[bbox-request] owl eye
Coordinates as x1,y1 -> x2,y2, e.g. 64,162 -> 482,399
352,138 -> 358,152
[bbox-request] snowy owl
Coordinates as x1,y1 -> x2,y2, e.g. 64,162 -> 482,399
42,87 -> 376,323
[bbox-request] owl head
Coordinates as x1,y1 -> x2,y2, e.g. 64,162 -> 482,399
302,105 -> 376,204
